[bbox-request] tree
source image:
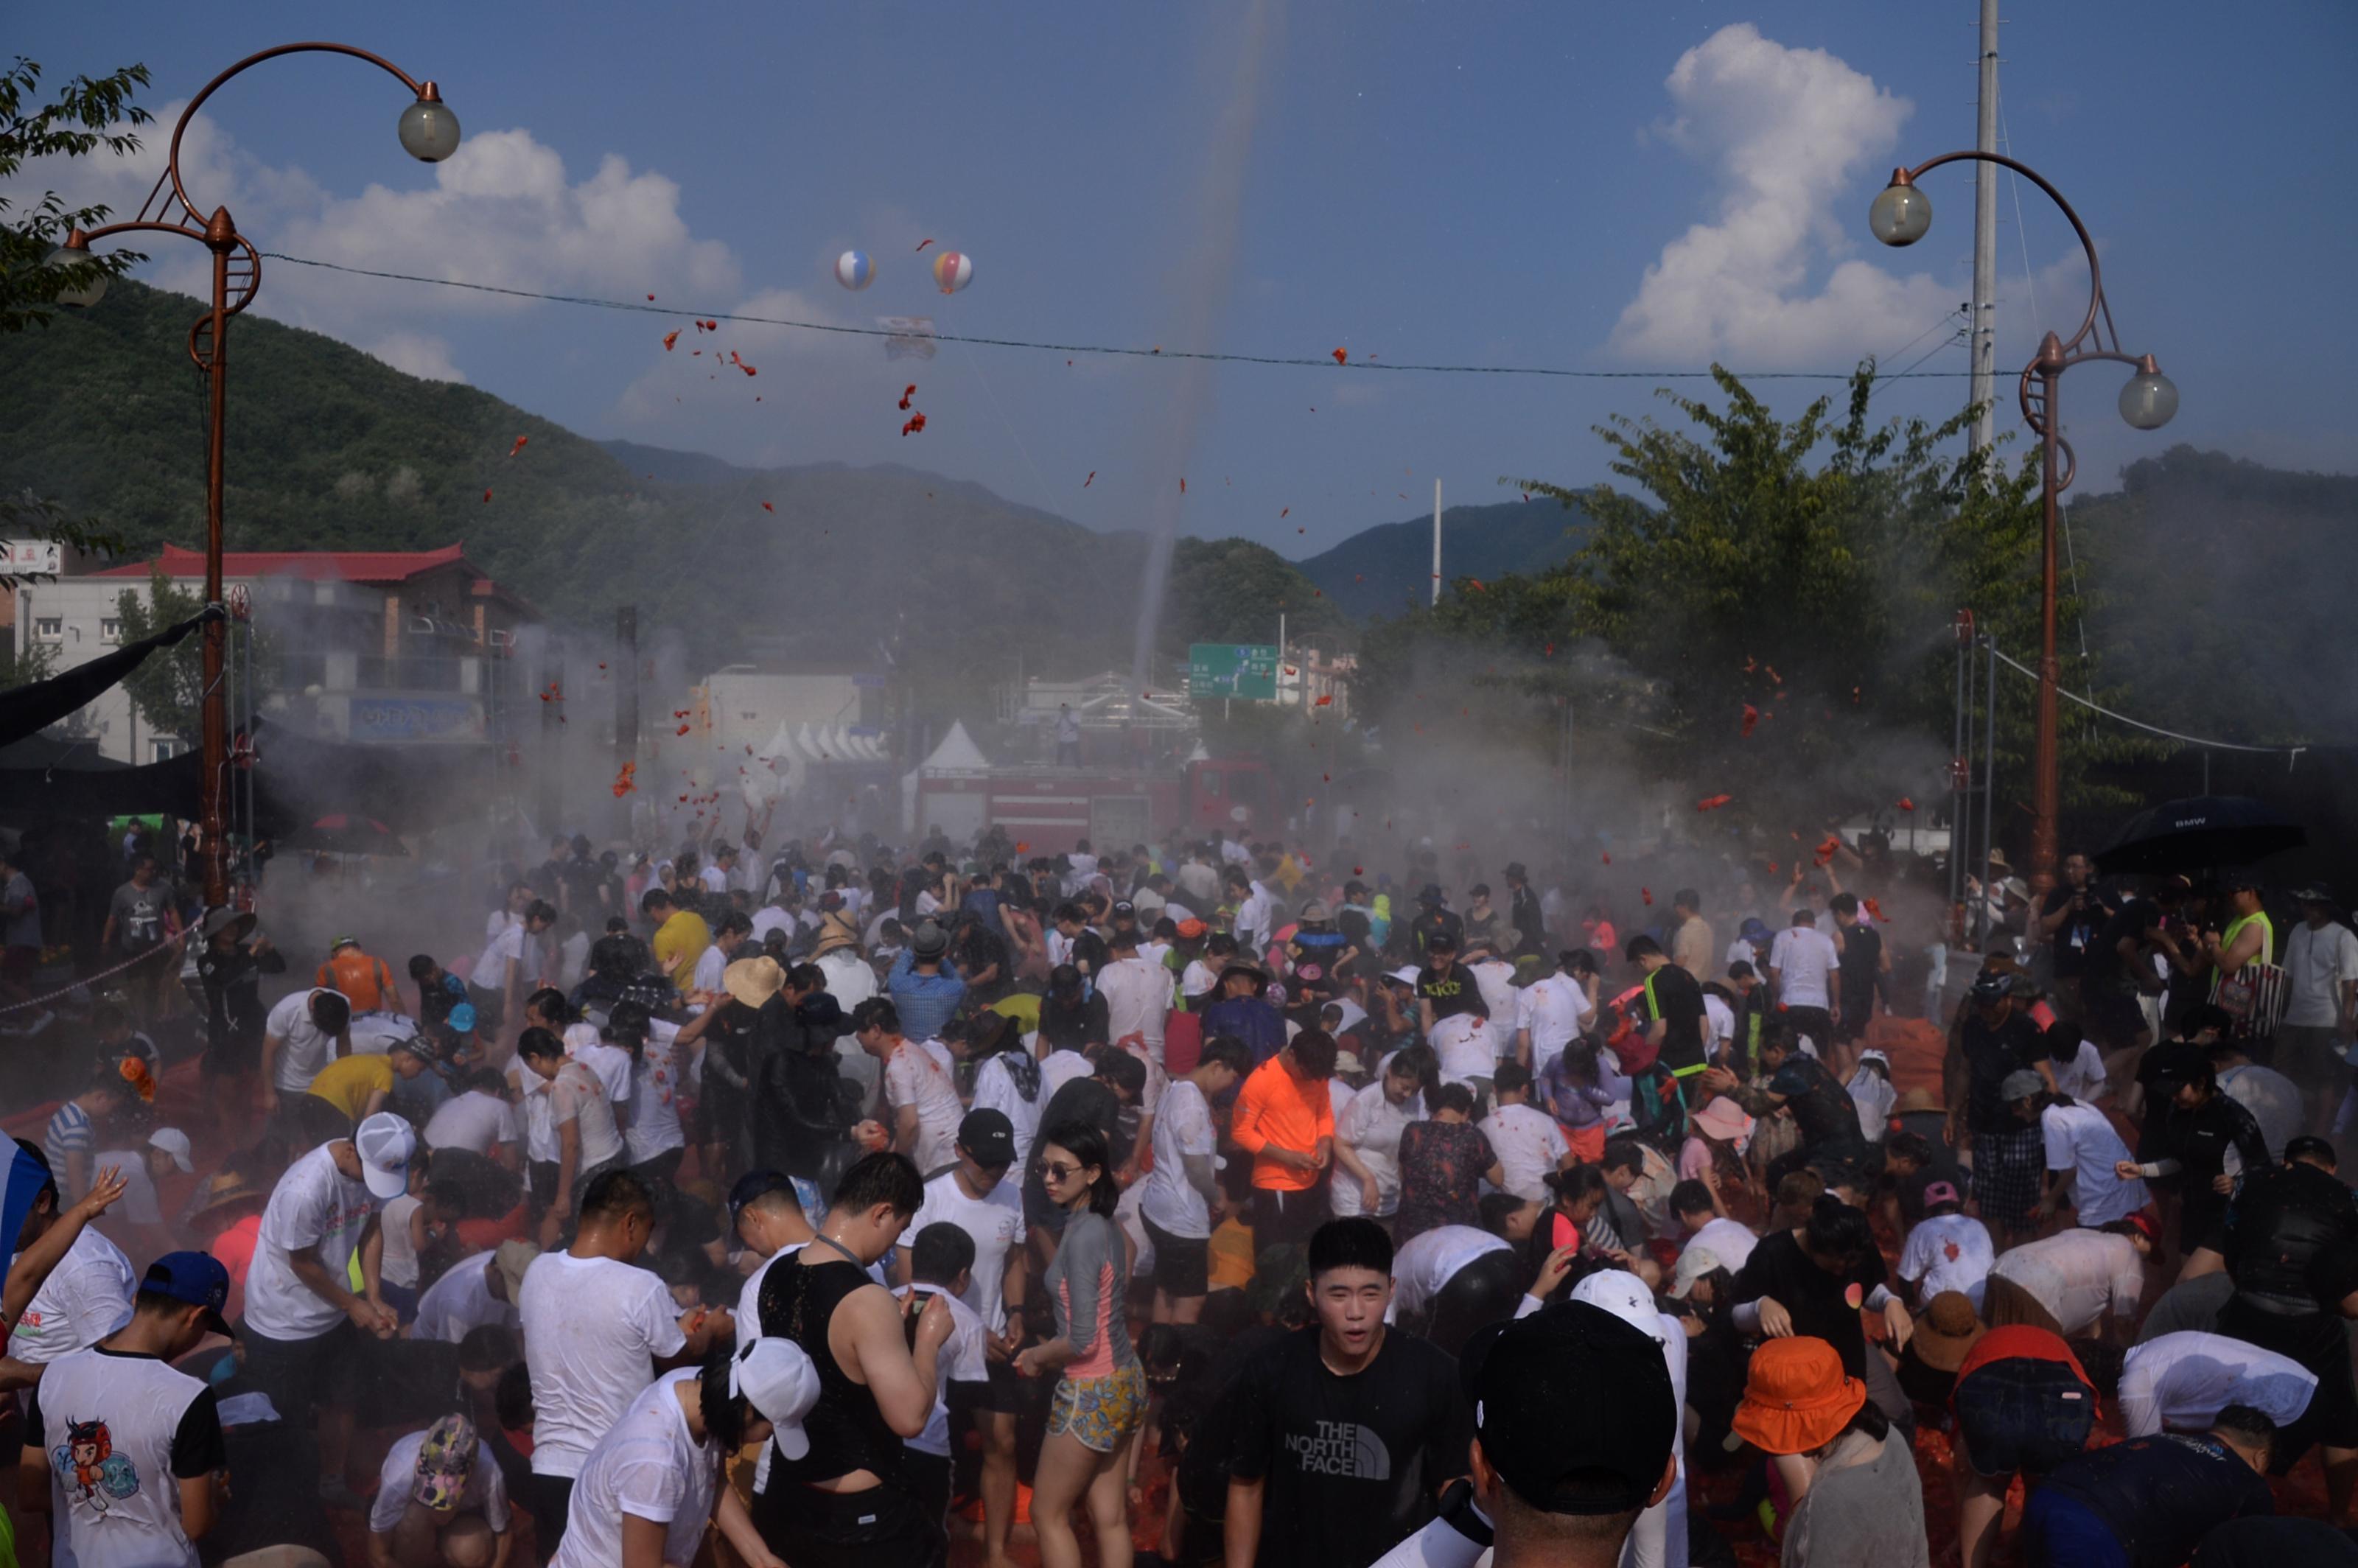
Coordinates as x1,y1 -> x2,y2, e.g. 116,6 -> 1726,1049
1357,364 -> 2153,833
1,57 -> 151,575
115,567 -> 205,744
1,56 -> 151,334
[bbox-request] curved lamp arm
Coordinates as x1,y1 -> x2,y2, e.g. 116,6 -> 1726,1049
161,42 -> 443,225
1889,152 -> 2107,357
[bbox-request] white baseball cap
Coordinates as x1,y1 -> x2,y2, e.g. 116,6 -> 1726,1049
147,1127 -> 194,1174
732,1337 -> 821,1459
1570,1267 -> 1669,1343
354,1113 -> 417,1201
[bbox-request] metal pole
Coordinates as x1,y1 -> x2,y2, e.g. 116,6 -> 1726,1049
199,216 -> 233,908
1950,624 -> 1969,916
1430,478 -> 1443,606
2031,353 -> 2064,895
1981,635 -> 1998,945
1970,0 -> 2000,460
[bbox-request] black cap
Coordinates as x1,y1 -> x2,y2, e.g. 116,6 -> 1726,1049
1503,862 -> 1528,881
1418,883 -> 1445,906
1110,900 -> 1136,919
2217,868 -> 2264,894
1463,1301 -> 1675,1516
729,1170 -> 797,1227
1969,970 -> 2015,1001
957,1108 -> 1017,1167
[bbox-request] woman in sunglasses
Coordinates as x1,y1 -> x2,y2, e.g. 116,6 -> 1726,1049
1015,1119 -> 1143,1568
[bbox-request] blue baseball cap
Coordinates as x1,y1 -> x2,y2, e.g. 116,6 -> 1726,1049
446,1002 -> 478,1035
142,1252 -> 232,1334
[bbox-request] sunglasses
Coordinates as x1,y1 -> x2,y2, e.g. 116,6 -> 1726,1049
1040,1161 -> 1091,1182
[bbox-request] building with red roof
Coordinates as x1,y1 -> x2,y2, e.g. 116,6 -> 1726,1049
16,542 -> 537,760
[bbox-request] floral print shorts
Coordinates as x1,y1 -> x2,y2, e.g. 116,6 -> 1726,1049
1048,1364 -> 1147,1453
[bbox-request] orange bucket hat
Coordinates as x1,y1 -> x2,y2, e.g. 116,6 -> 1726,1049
1732,1337 -> 1865,1455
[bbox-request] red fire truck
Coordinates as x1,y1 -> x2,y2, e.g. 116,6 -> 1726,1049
914,755 -> 1274,853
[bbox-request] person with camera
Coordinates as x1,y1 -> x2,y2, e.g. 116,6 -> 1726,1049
755,1151 -> 954,1568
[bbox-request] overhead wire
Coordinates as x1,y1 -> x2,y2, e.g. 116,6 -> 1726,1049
259,251 -> 1980,385
1985,644 -> 2307,761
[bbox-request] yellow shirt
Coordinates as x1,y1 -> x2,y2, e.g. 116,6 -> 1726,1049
653,910 -> 713,992
1208,1217 -> 1256,1292
306,1053 -> 393,1121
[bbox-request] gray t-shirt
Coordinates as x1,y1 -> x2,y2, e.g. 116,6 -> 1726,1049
1042,1212 -> 1136,1374
1782,1427 -> 1930,1568
109,880 -> 170,952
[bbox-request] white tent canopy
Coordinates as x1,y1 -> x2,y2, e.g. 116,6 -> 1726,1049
920,721 -> 990,774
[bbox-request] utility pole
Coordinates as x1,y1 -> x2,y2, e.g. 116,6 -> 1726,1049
1430,478 -> 1443,606
1970,0 -> 2000,459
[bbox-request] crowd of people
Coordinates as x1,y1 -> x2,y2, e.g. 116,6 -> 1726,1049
0,816 -> 2354,1567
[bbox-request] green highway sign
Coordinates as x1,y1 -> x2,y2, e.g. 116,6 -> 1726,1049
1187,643 -> 1280,701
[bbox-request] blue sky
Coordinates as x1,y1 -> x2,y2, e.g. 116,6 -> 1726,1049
14,1 -> 2355,556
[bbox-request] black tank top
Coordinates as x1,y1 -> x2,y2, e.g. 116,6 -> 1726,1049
758,1248 -> 903,1485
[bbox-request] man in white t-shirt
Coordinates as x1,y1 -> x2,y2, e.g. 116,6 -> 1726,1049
1463,945 -> 1521,1040
517,1026 -> 627,1240
413,1239 -> 536,1346
548,1338 -> 816,1568
893,1223 -> 993,1540
241,1112 -> 414,1506
1897,1181 -> 1996,1310
2280,885 -> 2358,1130
1136,1037 -> 1250,1323
2118,1330 -> 2319,1438
1986,1217 -> 2156,1337
25,1250 -> 232,1568
1096,933 -> 1175,1060
1514,955 -> 1592,1077
519,1166 -> 723,1550
2036,1091 -> 2148,1228
1429,1009 -> 1497,1093
90,1126 -> 194,1261
424,1071 -> 522,1166
7,1148 -> 136,1368
368,1410 -> 515,1567
855,998 -> 965,1177
1767,910 -> 1840,1048
473,898 -> 556,1050
1479,1063 -> 1572,1203
259,987 -> 352,1116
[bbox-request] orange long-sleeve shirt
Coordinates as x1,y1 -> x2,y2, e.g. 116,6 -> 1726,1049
1231,1054 -> 1334,1192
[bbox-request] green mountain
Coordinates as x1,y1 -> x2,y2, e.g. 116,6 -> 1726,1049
1298,497 -> 1592,618
0,281 -> 1346,690
2067,445 -> 2358,746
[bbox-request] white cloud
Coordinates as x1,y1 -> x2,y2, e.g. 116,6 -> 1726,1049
4,103 -> 741,371
1609,24 -> 1962,366
365,330 -> 466,382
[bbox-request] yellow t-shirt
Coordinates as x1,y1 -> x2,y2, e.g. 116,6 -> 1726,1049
306,1053 -> 393,1120
1208,1217 -> 1257,1292
653,910 -> 713,992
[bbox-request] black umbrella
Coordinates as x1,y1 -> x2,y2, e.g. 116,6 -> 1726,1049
2093,795 -> 2306,876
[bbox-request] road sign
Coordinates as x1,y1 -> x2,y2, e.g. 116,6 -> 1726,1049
1187,643 -> 1279,701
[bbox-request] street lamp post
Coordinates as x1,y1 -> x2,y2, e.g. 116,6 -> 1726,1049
1869,155 -> 2174,897
46,43 -> 460,910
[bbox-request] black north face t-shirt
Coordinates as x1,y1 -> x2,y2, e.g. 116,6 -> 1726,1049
1225,1326 -> 1471,1568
